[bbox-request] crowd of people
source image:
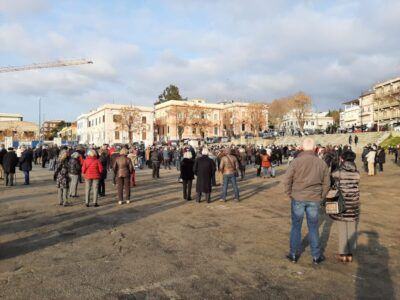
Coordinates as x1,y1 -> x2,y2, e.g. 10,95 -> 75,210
0,137 -> 399,266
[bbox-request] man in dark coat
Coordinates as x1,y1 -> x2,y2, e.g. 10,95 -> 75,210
41,146 -> 48,168
193,148 -> 216,203
376,146 -> 386,172
0,144 -> 7,180
3,148 -> 18,186
19,146 -> 33,185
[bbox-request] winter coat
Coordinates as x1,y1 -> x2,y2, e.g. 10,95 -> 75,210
82,157 -> 103,180
219,154 -> 239,175
329,161 -> 360,222
19,150 -> 33,172
180,158 -> 195,180
54,159 -> 69,188
99,153 -> 109,179
376,149 -> 386,164
2,151 -> 18,173
113,155 -> 134,178
68,158 -> 82,175
0,148 -> 7,164
366,150 -> 376,163
194,155 -> 216,193
260,154 -> 271,168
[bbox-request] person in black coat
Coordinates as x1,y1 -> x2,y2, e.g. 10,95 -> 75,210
42,147 -> 48,168
98,149 -> 109,196
180,151 -> 195,201
376,146 -> 386,172
3,148 -> 18,186
193,148 -> 216,203
0,144 -> 7,180
19,146 -> 33,185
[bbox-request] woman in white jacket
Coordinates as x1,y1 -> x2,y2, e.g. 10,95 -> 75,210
365,147 -> 376,176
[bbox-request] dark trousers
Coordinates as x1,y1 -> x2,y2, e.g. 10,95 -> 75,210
116,176 -> 130,201
378,162 -> 383,172
163,159 -> 171,169
41,158 -> 47,168
363,161 -> 368,173
98,178 -> 106,196
5,172 -> 14,186
23,171 -> 29,184
152,161 -> 160,178
197,192 -> 210,203
256,167 -> 261,177
182,180 -> 192,200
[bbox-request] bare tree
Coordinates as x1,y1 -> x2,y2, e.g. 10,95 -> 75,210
268,97 -> 291,130
168,105 -> 190,140
188,105 -> 213,138
289,92 -> 312,132
245,103 -> 268,134
115,106 -> 145,144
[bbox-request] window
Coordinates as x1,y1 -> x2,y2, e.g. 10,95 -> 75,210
192,127 -> 196,134
113,115 -> 121,122
311,121 -> 314,126
142,116 -> 146,123
214,114 -> 218,120
142,130 -> 146,140
95,119 -> 97,126
103,115 -> 105,122
167,126 -> 170,134
214,127 -> 218,135
242,123 -> 245,131
115,131 -> 120,140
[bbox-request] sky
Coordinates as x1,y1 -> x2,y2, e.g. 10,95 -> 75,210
0,0 -> 399,123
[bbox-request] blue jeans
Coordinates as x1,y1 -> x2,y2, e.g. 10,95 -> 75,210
290,200 -> 321,258
262,166 -> 275,177
221,174 -> 239,200
23,171 -> 30,184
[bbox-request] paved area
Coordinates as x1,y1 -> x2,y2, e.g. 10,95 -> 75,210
0,159 -> 399,299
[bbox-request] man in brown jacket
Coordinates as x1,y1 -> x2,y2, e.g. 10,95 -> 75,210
219,148 -> 240,202
284,138 -> 330,264
113,148 -> 134,204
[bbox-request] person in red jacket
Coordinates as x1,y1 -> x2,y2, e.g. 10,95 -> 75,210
82,149 -> 103,207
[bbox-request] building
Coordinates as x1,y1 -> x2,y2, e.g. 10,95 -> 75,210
41,120 -> 69,140
76,104 -> 154,146
281,110 -> 334,133
58,122 -> 77,141
340,99 -> 361,130
359,91 -> 375,130
154,99 -> 268,141
0,113 -> 23,122
373,77 -> 400,129
0,118 -> 38,142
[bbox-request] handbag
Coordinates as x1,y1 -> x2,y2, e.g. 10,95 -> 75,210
325,170 -> 346,215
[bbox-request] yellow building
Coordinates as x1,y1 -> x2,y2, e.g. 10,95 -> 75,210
58,122 -> 77,141
373,77 -> 400,129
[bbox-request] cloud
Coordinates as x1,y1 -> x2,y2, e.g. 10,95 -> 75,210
0,0 -> 50,16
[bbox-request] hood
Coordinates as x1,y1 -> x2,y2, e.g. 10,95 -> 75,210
340,161 -> 357,172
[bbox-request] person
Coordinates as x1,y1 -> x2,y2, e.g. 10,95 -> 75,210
194,148 -> 215,203
68,152 -> 81,197
0,144 -> 7,180
180,151 -> 194,201
19,146 -> 33,185
54,151 -> 70,206
260,149 -> 272,178
354,135 -> 358,146
361,145 -> 370,173
82,149 -> 103,207
41,146 -> 48,168
127,149 -> 137,187
162,146 -> 171,170
254,150 -> 262,177
110,148 -> 120,185
348,135 -> 353,145
238,147 -> 247,180
3,147 -> 18,186
219,148 -> 240,202
376,146 -> 385,172
284,138 -> 330,264
113,148 -> 134,205
366,146 -> 376,176
151,147 -> 161,179
329,150 -> 360,263
98,149 -> 109,196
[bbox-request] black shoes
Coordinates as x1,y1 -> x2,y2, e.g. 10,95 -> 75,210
86,204 -> 90,207
313,255 -> 326,265
286,254 -> 300,263
94,203 -> 99,207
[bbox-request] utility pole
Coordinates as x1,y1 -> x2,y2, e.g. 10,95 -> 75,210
38,98 -> 41,141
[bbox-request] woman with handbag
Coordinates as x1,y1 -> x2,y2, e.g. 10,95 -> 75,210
329,150 -> 360,263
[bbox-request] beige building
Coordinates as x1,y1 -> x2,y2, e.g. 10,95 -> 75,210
0,120 -> 38,142
0,113 -> 23,122
359,91 -> 375,129
76,104 -> 154,146
373,77 -> 400,129
58,122 -> 77,141
154,99 -> 268,141
281,110 -> 334,133
341,99 -> 361,130
41,120 -> 69,140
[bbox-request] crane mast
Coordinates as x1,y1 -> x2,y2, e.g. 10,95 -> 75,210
0,59 -> 93,73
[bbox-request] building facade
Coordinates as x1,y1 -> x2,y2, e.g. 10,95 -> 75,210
76,104 -> 154,146
41,120 -> 69,140
154,99 -> 268,141
0,113 -> 23,122
373,77 -> 400,129
359,91 -> 374,129
341,99 -> 361,130
281,110 -> 334,133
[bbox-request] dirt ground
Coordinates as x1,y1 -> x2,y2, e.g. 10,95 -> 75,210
0,157 -> 399,300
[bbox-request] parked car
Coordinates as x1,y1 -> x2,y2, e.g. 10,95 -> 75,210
394,126 -> 400,132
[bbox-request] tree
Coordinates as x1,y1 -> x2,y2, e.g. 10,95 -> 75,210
169,105 -> 190,140
222,110 -> 234,137
288,92 -> 312,131
158,84 -> 184,103
245,103 -> 268,134
115,106 -> 146,144
188,105 -> 213,138
268,97 -> 291,130
50,121 -> 66,139
326,109 -> 341,125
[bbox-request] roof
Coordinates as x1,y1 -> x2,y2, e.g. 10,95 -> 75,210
0,113 -> 23,117
343,99 -> 360,105
0,121 -> 38,131
373,77 -> 400,88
